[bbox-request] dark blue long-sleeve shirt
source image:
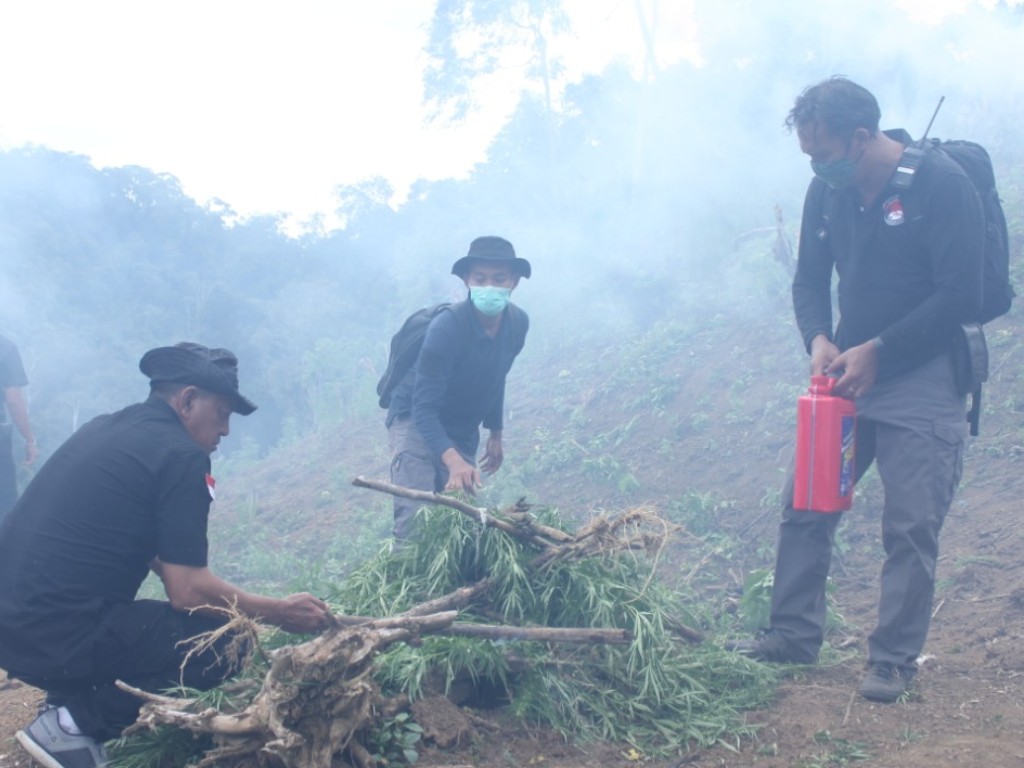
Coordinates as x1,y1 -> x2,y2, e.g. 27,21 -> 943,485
386,300 -> 528,460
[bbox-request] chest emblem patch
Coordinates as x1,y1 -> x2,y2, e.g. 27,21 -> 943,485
206,473 -> 216,501
882,195 -> 905,226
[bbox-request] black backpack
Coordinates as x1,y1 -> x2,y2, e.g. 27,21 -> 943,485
376,302 -> 458,409
894,138 -> 1015,324
893,138 -> 1014,436
377,300 -> 528,409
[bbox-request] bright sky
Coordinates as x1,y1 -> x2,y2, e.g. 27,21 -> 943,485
0,0 -> 1003,232
0,0 -> 672,231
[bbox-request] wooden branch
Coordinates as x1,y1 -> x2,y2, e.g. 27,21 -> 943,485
401,579 -> 495,617
351,476 -> 498,530
444,624 -> 631,644
327,611 -> 458,631
330,611 -> 631,644
352,476 -> 558,548
331,615 -> 631,644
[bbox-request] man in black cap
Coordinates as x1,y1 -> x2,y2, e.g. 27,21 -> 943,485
385,236 -> 531,539
0,342 -> 336,768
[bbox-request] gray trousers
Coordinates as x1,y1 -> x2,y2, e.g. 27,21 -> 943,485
388,418 -> 475,540
0,423 -> 16,522
769,352 -> 966,667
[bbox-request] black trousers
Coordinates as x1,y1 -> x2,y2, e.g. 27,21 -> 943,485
15,600 -> 245,741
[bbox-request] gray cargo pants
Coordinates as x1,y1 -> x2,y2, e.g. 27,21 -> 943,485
388,417 -> 475,540
769,352 -> 966,667
0,423 -> 16,522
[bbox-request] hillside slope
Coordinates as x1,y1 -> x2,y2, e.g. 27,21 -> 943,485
205,286 -> 1024,766
2,283 -> 1023,767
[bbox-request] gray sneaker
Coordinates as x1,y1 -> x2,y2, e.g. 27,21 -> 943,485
858,662 -> 916,702
15,707 -> 109,768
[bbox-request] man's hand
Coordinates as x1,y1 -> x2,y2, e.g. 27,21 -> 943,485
809,335 -> 840,377
23,442 -> 38,466
480,431 -> 503,475
275,593 -> 337,634
160,563 -> 337,634
826,340 -> 879,399
442,448 -> 481,494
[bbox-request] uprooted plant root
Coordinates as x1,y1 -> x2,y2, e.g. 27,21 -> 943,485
122,611 -> 456,768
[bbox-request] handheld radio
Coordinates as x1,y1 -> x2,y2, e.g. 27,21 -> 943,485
891,96 -> 945,191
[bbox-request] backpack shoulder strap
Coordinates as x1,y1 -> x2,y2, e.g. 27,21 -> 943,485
505,303 -> 528,353
813,178 -> 836,249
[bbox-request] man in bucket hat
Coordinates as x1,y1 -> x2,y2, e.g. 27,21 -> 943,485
0,342 -> 336,768
385,236 -> 530,539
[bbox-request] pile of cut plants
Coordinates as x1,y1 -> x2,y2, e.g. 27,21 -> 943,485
110,480 -> 777,768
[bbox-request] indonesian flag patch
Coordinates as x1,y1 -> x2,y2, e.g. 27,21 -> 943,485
206,473 -> 216,501
882,195 -> 905,226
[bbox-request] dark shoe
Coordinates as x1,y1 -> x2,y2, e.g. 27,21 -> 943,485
15,707 -> 109,768
858,662 -> 916,702
725,632 -> 817,664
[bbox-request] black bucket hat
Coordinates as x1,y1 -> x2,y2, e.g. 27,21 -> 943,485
139,342 -> 257,415
451,236 -> 531,279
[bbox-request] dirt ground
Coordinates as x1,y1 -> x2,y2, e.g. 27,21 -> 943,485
3,459 -> 1022,768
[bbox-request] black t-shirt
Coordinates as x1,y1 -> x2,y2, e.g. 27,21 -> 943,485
792,129 -> 985,379
0,397 -> 213,677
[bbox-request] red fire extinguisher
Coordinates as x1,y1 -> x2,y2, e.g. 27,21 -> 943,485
793,375 -> 856,512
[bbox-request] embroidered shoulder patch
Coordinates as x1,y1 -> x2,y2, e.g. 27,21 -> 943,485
882,195 -> 905,226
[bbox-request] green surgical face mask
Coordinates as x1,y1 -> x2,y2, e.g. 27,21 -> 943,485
470,286 -> 511,316
810,157 -> 859,190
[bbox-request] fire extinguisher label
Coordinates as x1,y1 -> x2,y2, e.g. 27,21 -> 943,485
839,415 -> 856,498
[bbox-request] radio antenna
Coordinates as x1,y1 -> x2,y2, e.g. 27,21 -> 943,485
918,96 -> 945,146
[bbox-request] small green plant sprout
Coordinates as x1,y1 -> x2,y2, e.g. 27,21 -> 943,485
368,711 -> 424,766
800,730 -> 870,767
738,570 -> 846,636
738,568 -> 774,632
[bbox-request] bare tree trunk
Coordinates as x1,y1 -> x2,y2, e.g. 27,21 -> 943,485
633,0 -> 661,78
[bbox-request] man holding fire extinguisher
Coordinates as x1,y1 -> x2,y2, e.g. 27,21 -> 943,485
731,77 -> 986,703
